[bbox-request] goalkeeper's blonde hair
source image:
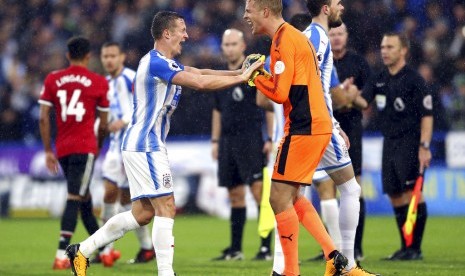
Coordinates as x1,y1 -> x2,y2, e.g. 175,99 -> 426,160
252,0 -> 283,16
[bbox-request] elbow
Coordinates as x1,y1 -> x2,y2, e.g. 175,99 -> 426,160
274,95 -> 287,104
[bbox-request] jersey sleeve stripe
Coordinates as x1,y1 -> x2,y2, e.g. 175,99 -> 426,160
38,99 -> 53,106
97,106 -> 110,111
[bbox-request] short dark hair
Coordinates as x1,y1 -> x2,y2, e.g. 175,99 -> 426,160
101,41 -> 122,52
383,32 -> 410,50
289,13 -> 312,32
151,11 -> 184,40
67,36 -> 90,60
306,0 -> 331,17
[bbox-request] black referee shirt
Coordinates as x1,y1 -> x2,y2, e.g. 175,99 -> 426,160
362,65 -> 433,139
333,50 -> 371,124
213,66 -> 264,137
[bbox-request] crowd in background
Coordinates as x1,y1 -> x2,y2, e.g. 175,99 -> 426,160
1,0 -> 464,143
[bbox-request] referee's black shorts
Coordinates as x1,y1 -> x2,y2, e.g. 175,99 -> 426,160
59,153 -> 95,196
382,136 -> 419,195
340,120 -> 363,177
218,135 -> 265,188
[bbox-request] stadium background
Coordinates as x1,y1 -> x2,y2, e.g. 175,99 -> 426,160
0,0 -> 464,218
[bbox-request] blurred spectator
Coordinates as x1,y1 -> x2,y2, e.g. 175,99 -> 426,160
0,0 -> 463,144
447,73 -> 465,130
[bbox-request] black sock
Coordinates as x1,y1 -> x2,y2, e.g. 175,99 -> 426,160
355,197 -> 366,254
257,206 -> 272,250
59,200 -> 80,250
394,205 -> 409,250
80,199 -> 100,235
230,207 -> 246,252
411,202 -> 427,251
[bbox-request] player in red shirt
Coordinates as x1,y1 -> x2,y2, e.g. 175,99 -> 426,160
38,37 -> 110,270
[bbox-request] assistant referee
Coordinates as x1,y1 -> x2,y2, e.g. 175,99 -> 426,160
353,32 -> 433,261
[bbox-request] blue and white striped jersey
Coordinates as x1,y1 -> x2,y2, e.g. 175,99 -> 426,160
107,67 -> 135,152
121,50 -> 184,152
303,22 -> 341,127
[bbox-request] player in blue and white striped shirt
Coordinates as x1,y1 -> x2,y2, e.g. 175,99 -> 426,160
97,42 -> 154,266
67,11 -> 263,276
301,1 -> 379,275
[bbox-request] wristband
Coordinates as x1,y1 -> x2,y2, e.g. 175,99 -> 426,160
420,141 -> 430,149
265,137 -> 272,142
211,139 -> 219,143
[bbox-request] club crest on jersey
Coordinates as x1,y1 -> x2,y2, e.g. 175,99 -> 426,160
163,173 -> 172,188
274,61 -> 285,75
168,61 -> 181,72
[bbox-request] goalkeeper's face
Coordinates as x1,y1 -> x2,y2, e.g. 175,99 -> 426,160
243,0 -> 265,35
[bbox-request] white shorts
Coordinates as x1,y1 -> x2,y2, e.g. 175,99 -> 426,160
102,148 -> 128,188
313,170 -> 331,183
316,128 -> 351,173
122,150 -> 174,201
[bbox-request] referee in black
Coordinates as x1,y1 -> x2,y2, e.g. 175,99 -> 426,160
211,28 -> 273,261
353,32 -> 433,261
329,23 -> 371,262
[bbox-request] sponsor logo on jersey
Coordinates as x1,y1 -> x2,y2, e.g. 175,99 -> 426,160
232,87 -> 244,101
394,97 -> 405,111
375,82 -> 385,87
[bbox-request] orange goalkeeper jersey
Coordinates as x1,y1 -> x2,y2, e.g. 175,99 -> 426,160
255,23 -> 331,136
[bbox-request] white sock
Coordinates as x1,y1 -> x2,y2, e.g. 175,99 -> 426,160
80,211 -> 140,258
153,216 -> 175,276
101,203 -> 117,223
337,177 -> 361,270
320,198 -> 342,250
272,223 -> 284,274
120,203 -> 153,250
56,249 -> 66,259
101,203 -> 118,250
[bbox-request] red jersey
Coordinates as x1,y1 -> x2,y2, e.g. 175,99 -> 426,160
39,65 -> 110,158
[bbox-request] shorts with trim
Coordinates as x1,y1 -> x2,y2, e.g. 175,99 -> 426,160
59,153 -> 95,197
122,150 -> 174,201
316,128 -> 352,172
102,148 -> 129,188
382,136 -> 419,195
313,170 -> 331,183
272,133 -> 331,185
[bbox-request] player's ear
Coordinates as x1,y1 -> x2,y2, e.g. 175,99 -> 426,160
163,28 -> 170,39
121,53 -> 126,63
66,52 -> 71,61
263,7 -> 270,18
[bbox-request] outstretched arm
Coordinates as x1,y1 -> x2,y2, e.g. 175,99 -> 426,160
173,60 -> 263,91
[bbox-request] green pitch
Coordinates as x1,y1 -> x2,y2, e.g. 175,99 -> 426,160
0,215 -> 464,275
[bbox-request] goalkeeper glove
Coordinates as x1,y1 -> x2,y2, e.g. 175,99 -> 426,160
243,53 -> 263,70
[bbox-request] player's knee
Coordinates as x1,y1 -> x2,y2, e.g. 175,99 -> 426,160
337,177 -> 361,198
154,199 -> 176,219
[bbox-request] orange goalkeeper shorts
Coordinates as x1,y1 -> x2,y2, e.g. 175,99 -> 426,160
272,134 -> 331,186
